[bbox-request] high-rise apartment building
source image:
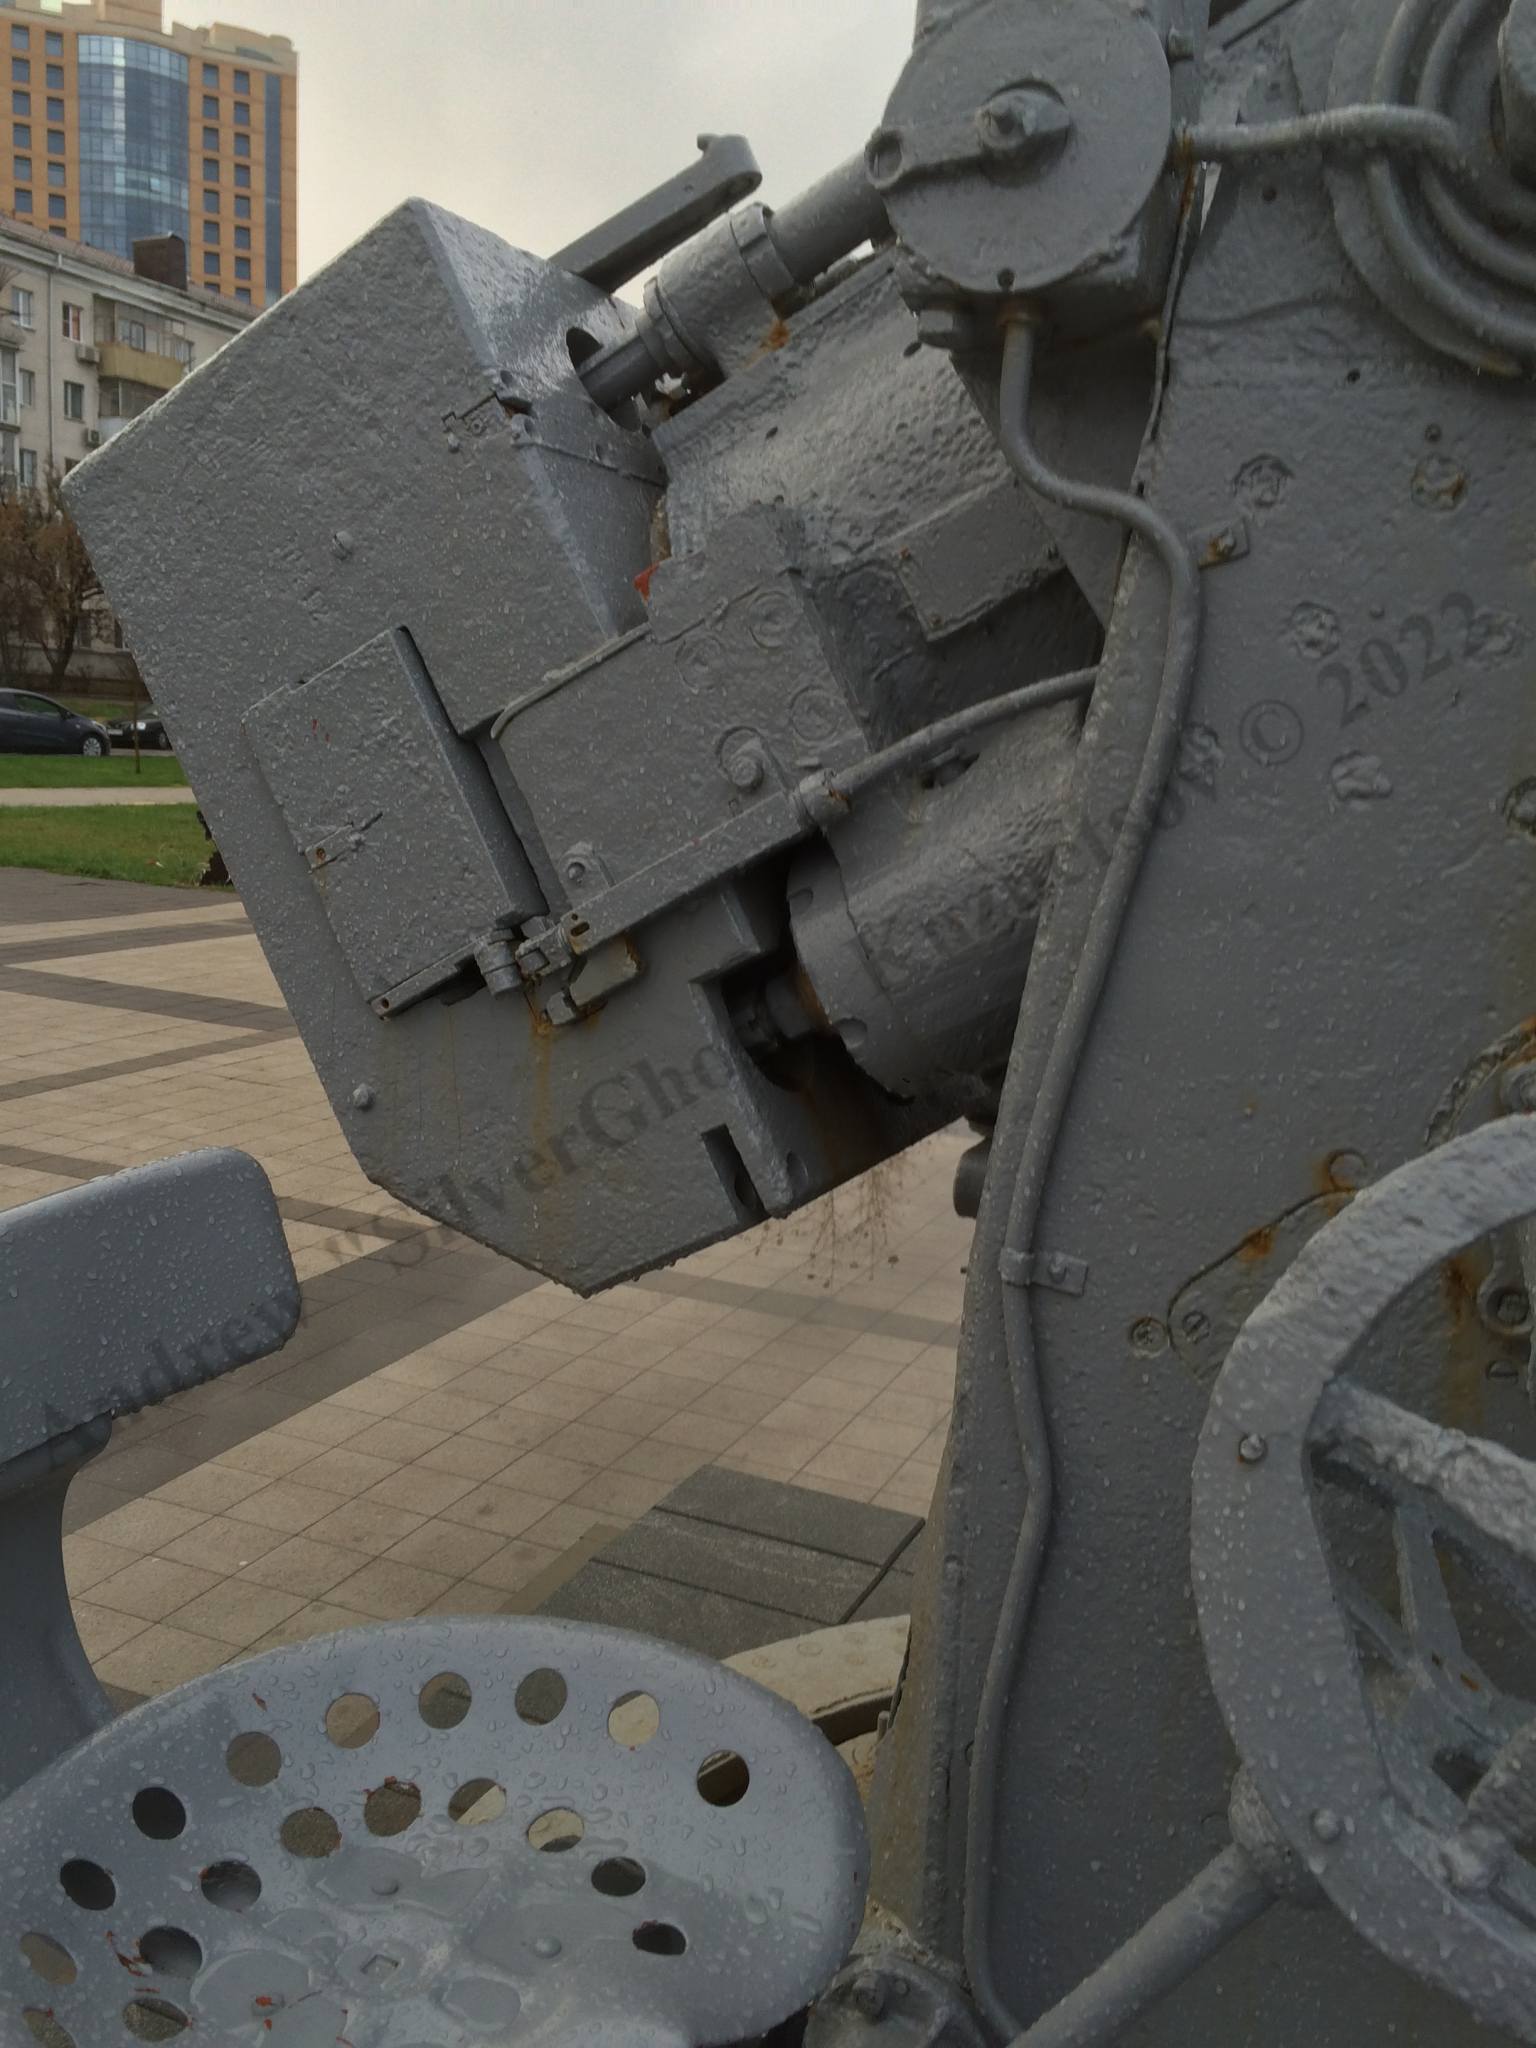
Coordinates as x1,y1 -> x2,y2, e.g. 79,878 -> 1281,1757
0,0 -> 295,311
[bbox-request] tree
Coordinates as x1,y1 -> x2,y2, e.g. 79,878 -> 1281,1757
22,467 -> 96,693
0,488 -> 35,689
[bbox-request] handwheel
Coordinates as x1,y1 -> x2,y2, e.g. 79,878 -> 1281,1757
1193,1117 -> 1536,2043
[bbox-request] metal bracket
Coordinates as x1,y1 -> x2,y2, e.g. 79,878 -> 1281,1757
1000,1246 -> 1090,1295
552,132 -> 763,294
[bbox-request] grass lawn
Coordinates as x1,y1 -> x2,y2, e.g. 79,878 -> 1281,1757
0,754 -> 187,788
0,805 -> 221,888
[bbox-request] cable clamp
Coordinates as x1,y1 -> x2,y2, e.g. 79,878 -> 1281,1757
999,1246 -> 1088,1295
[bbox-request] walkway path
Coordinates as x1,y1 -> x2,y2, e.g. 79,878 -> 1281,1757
0,784 -> 198,807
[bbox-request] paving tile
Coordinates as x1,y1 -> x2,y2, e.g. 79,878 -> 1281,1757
569,1471 -> 670,1518
802,1444 -> 904,1491
547,1355 -> 645,1395
89,1555 -> 224,1622
327,1557 -> 456,1620
239,1536 -> 369,1599
62,1532 -> 141,1595
72,1602 -> 148,1659
86,1498 -> 210,1554
325,1378 -> 421,1417
520,1504 -> 616,1552
493,1451 -> 597,1503
226,1479 -> 351,1535
537,1421 -> 641,1468
416,1436 -> 519,1483
150,1463 -> 273,1513
385,1517 -> 506,1577
834,1414 -> 932,1459
476,1406 -> 563,1450
394,1389 -> 497,1431
661,1467 -> 921,1569
305,1497 -> 427,1555
686,1385 -> 780,1426
268,1405 -> 362,1448
598,1513 -> 874,1624
441,1483 -> 564,1540
421,1579 -> 515,1616
504,1383 -> 601,1422
612,1440 -> 709,1484
213,1433 -> 323,1480
286,1446 -> 401,1498
158,1514 -> 290,1574
346,1417 -> 453,1463
541,1564 -> 804,1662
364,1466 -> 478,1518
246,1599 -> 379,1653
171,1579 -> 308,1648
95,1622 -> 228,1696
467,1537 -> 564,1593
651,1411 -> 745,1454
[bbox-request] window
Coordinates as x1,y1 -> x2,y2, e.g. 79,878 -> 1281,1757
10,287 -> 32,327
234,101 -> 249,125
202,94 -> 217,119
10,58 -> 28,84
202,156 -> 218,181
45,65 -> 60,89
203,61 -> 218,87
11,123 -> 26,146
204,252 -> 220,275
235,286 -> 251,304
46,97 -> 61,121
234,163 -> 250,188
45,33 -> 62,58
202,219 -> 218,244
10,91 -> 27,115
12,189 -> 29,212
17,447 -> 35,487
62,380 -> 84,420
234,69 -> 250,94
47,194 -> 62,219
234,132 -> 249,157
235,255 -> 250,279
12,155 -> 28,181
234,224 -> 250,249
46,161 -> 62,185
8,28 -> 26,52
46,130 -> 61,155
48,225 -> 62,237
77,35 -> 191,266
202,126 -> 218,150
119,318 -> 145,349
61,303 -> 81,341
234,193 -> 250,219
203,189 -> 218,213
18,368 -> 33,406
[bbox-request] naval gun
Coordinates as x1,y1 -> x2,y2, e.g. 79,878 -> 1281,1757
5,0 -> 1536,2039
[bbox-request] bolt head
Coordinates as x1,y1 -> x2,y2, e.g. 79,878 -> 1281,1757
850,1972 -> 888,2021
975,86 -> 1073,164
1237,1433 -> 1268,1466
1180,1307 -> 1211,1342
350,1084 -> 375,1112
565,859 -> 588,884
1129,1317 -> 1168,1358
727,753 -> 765,793
1310,1808 -> 1342,1844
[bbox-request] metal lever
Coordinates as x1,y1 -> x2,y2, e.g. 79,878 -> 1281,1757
552,132 -> 761,293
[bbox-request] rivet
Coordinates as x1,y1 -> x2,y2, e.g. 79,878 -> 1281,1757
1237,1433 -> 1268,1465
532,1934 -> 562,1958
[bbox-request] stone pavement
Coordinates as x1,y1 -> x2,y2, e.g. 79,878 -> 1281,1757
0,866 -> 965,1703
0,784 -> 199,805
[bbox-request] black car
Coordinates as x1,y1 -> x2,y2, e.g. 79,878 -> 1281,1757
106,707 -> 172,751
0,689 -> 111,756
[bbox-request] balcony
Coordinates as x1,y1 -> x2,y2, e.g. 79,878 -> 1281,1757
0,394 -> 16,429
95,340 -> 184,394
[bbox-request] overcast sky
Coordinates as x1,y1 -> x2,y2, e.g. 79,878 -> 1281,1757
164,0 -> 917,288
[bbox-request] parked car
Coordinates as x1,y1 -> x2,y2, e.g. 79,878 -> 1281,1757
106,706 -> 172,751
0,689 -> 111,756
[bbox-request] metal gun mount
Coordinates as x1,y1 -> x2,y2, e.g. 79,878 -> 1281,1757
3,0 -> 1535,2039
